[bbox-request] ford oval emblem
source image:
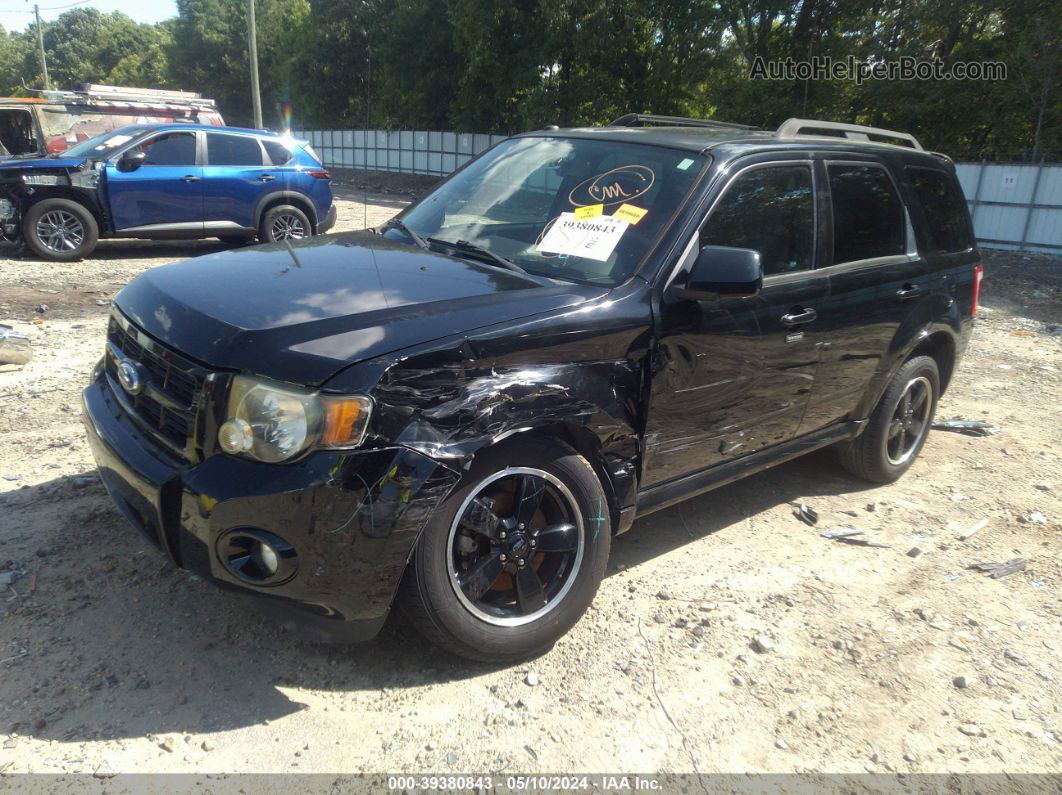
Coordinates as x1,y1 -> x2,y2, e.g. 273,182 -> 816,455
116,360 -> 143,396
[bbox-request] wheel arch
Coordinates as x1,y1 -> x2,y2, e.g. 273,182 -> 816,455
905,331 -> 956,393
490,423 -> 631,535
254,191 -> 318,231
23,189 -> 105,229
854,323 -> 959,420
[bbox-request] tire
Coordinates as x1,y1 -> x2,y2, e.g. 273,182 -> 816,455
398,436 -> 611,663
22,198 -> 99,261
258,204 -> 312,243
837,355 -> 940,484
217,235 -> 253,246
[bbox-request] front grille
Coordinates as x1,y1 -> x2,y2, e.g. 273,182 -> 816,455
109,322 -> 199,406
105,314 -> 208,456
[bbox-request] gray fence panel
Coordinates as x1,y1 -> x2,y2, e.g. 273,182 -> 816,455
297,129 -> 1062,253
298,128 -> 510,177
957,161 -> 1062,253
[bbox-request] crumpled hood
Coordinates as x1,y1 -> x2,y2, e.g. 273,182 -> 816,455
115,231 -> 606,386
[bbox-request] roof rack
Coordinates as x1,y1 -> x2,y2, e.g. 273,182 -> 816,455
609,113 -> 758,131
75,84 -> 216,108
777,118 -> 922,150
27,83 -> 216,109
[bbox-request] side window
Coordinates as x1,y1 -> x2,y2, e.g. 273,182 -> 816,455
906,166 -> 974,254
700,165 -> 815,276
263,140 -> 292,166
137,132 -> 196,166
206,133 -> 264,166
828,164 -> 905,263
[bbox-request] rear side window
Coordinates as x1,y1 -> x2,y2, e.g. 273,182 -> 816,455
906,166 -> 974,253
700,164 -> 815,276
206,133 -> 263,166
263,140 -> 292,165
828,164 -> 905,264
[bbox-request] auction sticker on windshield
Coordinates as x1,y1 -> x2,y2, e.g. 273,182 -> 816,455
536,213 -> 630,261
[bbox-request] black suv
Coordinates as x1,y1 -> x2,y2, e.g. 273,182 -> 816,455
83,114 -> 981,662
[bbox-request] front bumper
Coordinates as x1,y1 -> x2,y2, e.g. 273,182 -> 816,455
317,202 -> 337,234
82,369 -> 460,642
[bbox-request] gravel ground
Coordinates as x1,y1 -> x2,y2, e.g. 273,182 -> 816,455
0,185 -> 1060,779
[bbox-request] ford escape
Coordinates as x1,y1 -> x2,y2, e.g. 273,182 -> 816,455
82,114 -> 981,662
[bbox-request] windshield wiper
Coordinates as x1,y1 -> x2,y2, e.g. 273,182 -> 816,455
385,218 -> 429,249
426,237 -> 528,275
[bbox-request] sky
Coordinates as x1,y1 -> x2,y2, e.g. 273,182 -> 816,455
0,0 -> 178,29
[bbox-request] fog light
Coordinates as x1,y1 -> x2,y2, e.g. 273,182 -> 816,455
217,528 -> 298,585
218,418 -> 253,454
253,541 -> 279,576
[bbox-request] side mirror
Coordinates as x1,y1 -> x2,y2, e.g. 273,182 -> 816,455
671,245 -> 762,301
117,150 -> 147,172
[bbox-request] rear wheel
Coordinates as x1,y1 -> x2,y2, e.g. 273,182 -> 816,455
258,204 -> 311,243
837,355 -> 939,483
23,198 -> 99,261
399,437 -> 611,662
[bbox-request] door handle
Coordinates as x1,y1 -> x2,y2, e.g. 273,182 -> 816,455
781,307 -> 817,327
182,175 -> 200,183
258,174 -> 276,182
896,284 -> 922,301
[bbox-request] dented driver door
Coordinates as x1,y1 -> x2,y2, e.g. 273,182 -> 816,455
641,159 -> 827,488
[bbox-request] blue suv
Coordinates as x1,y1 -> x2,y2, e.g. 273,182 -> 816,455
0,123 -> 335,261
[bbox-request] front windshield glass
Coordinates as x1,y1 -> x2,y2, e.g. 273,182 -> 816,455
390,136 -> 706,285
55,126 -> 152,159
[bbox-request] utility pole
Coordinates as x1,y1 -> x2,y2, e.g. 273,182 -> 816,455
246,0 -> 263,128
33,4 -> 50,91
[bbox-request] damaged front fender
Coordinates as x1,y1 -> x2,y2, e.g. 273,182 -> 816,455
324,281 -> 654,534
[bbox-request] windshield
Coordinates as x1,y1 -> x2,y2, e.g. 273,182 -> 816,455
389,136 -> 706,285
55,126 -> 153,159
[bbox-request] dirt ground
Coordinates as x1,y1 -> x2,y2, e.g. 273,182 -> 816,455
0,180 -> 1060,781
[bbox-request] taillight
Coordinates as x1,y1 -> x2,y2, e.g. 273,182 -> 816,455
971,263 -> 984,316
308,170 -> 330,180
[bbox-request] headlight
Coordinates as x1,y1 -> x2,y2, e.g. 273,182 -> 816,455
21,173 -> 65,186
217,375 -> 372,463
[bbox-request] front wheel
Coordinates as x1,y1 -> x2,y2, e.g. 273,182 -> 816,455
837,355 -> 940,483
22,198 -> 99,261
398,437 -> 611,662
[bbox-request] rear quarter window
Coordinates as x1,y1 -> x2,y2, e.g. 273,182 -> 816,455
264,140 -> 293,165
906,166 -> 974,254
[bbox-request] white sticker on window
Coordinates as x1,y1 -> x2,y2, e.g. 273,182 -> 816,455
101,134 -> 133,148
536,213 -> 630,262
677,158 -> 695,170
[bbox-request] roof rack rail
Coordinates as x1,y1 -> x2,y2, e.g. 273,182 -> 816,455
76,83 -> 205,100
609,113 -> 758,131
777,118 -> 922,150
30,83 -> 216,109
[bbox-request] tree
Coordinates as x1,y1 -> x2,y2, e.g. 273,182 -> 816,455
169,0 -> 309,127
0,0 -> 1054,160
0,25 -> 33,95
